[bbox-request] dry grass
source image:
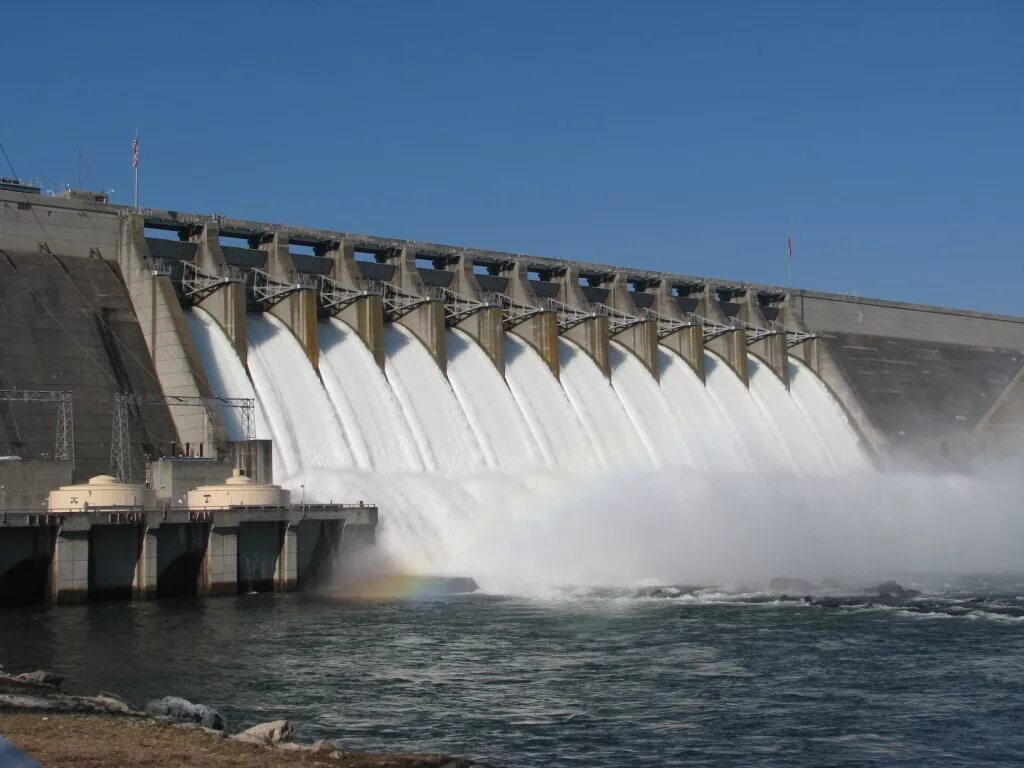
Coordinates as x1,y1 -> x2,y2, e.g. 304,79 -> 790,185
0,712 -> 473,768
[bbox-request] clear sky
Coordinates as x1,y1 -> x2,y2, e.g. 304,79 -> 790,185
3,1 -> 1021,312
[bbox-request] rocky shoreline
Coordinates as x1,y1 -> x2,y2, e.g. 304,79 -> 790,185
0,667 -> 493,767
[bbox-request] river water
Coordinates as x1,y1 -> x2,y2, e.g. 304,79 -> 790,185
3,584 -> 1024,767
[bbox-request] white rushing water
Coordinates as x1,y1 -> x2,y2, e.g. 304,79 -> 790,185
246,313 -> 357,480
187,311 -> 1022,590
788,358 -> 869,472
558,338 -> 651,469
319,319 -> 424,473
447,329 -> 541,472
503,333 -> 602,472
609,343 -> 697,469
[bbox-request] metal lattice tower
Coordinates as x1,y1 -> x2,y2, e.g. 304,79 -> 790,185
109,393 -> 255,482
0,389 -> 74,467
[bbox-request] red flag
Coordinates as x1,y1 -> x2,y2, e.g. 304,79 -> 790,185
132,136 -> 140,168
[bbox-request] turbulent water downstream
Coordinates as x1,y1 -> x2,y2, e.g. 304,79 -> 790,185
4,586 -> 1024,768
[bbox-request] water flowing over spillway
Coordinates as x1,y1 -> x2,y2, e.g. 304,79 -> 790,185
184,311 -> 1023,588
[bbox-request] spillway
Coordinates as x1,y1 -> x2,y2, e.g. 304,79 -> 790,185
788,358 -> 870,472
558,339 -> 651,469
186,308 -> 270,442
504,333 -> 602,472
319,319 -> 424,474
703,352 -> 792,472
382,325 -> 485,477
187,310 -> 871,582
447,329 -> 541,472
609,343 -> 698,469
246,314 -> 357,480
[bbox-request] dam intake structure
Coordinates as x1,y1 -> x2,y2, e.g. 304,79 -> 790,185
3,184 -> 1024,591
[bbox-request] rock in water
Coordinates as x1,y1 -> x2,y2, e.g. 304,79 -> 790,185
870,580 -> 921,599
144,696 -> 226,731
233,719 -> 296,745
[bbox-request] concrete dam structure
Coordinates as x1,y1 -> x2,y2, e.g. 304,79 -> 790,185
2,181 -> 1024,595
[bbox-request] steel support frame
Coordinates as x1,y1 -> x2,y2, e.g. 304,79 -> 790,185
0,389 -> 74,467
317,275 -> 381,316
109,393 -> 255,483
250,268 -> 310,310
181,262 -> 242,303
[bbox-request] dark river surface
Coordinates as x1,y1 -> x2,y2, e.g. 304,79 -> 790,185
2,585 -> 1024,767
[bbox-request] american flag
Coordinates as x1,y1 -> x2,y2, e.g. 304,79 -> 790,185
132,136 -> 140,168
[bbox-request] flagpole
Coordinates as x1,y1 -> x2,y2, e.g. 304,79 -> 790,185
787,236 -> 793,289
133,128 -> 139,212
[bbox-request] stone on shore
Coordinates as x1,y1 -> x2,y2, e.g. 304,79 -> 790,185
13,670 -> 64,688
144,696 -> 226,731
311,739 -> 335,754
232,719 -> 296,745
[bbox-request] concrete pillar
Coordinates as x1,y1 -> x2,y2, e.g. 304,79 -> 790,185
498,261 -> 559,377
117,214 -> 225,451
647,280 -> 706,379
660,325 -> 705,379
605,272 -> 659,379
323,240 -> 386,368
448,254 -> 504,373
259,232 -> 319,368
390,246 -> 447,374
553,267 -> 610,377
201,526 -> 238,596
273,523 -> 297,592
706,330 -> 749,387
189,223 -> 247,365
738,289 -> 788,385
687,284 -> 748,387
51,529 -> 88,604
133,525 -> 158,599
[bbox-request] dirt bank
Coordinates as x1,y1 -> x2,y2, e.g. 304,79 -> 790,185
0,712 -> 480,768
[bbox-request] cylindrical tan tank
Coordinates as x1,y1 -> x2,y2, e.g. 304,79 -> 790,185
48,474 -> 156,512
186,469 -> 290,510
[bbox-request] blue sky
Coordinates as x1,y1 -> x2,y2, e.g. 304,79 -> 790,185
3,1 -> 1021,312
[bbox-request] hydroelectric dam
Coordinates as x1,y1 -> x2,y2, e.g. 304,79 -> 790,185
2,179 -> 1023,602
